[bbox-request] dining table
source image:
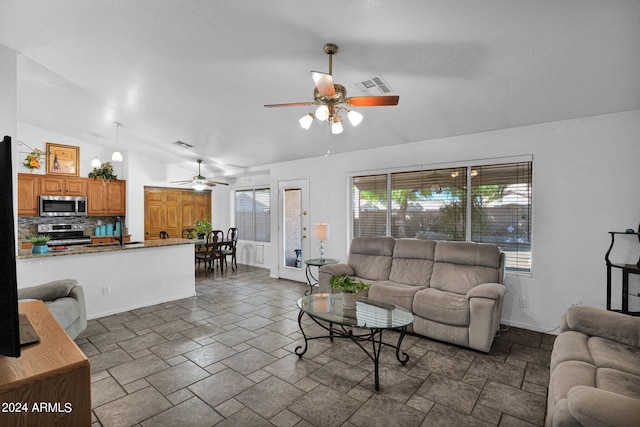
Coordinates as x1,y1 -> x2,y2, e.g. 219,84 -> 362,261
193,237 -> 231,274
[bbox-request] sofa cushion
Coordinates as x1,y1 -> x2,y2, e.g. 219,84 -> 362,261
589,336 -> 640,378
388,239 -> 436,286
431,242 -> 501,295
348,237 -> 395,281
368,281 -> 425,312
413,288 -> 470,326
551,331 -> 594,371
44,297 -> 80,330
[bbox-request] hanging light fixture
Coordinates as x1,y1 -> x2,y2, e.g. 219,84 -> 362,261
298,105 -> 361,133
330,115 -> 343,135
112,122 -> 123,162
298,113 -> 314,129
91,135 -> 101,168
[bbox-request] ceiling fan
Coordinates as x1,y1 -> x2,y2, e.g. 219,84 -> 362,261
264,43 -> 399,134
170,159 -> 228,190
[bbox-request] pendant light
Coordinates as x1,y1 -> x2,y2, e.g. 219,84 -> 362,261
112,122 -> 123,162
91,136 -> 101,168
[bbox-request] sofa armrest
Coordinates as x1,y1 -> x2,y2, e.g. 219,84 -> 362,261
466,283 -> 506,300
318,264 -> 354,293
17,279 -> 79,301
69,285 -> 88,333
561,305 -> 640,348
567,386 -> 640,427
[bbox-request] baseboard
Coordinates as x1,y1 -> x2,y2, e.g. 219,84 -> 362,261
501,318 -> 560,335
87,292 -> 197,320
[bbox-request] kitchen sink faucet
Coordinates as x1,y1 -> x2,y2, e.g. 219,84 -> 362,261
114,217 -> 124,246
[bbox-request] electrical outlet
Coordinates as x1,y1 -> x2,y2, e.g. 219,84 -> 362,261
102,286 -> 111,295
519,297 -> 528,308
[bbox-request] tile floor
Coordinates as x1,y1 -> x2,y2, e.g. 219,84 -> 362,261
78,265 -> 554,427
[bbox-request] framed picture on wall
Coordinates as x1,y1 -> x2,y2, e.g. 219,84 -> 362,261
46,143 -> 79,176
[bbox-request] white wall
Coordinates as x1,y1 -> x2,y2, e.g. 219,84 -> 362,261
260,110 -> 640,333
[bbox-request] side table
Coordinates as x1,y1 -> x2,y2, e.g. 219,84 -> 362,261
605,231 -> 640,316
304,258 -> 339,295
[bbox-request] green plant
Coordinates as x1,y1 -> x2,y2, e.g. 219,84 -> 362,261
194,218 -> 212,236
29,234 -> 50,246
88,162 -> 117,181
329,275 -> 369,294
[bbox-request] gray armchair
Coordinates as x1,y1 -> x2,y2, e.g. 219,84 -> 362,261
18,279 -> 87,340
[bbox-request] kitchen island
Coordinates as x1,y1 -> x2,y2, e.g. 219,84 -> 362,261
16,238 -> 196,319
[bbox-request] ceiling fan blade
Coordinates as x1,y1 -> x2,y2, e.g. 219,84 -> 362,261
204,180 -> 229,186
345,95 -> 400,107
169,180 -> 195,184
264,101 -> 317,108
311,71 -> 335,97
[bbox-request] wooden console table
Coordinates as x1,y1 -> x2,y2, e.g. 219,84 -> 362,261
605,231 -> 640,316
0,301 -> 91,426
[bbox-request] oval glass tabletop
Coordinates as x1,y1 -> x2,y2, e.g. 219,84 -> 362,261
296,293 -> 414,329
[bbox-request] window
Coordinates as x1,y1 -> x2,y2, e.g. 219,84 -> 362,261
235,188 -> 270,242
351,160 -> 532,273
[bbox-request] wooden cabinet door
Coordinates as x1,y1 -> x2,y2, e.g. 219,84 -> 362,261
181,192 -> 195,231
194,192 -> 211,222
40,177 -> 65,195
87,180 -> 107,215
65,178 -> 87,196
17,174 -> 40,216
106,180 -> 126,215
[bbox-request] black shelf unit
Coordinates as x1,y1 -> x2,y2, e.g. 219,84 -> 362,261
605,231 -> 640,316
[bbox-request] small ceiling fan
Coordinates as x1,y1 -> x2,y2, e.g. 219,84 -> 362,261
264,43 -> 399,134
170,159 -> 228,190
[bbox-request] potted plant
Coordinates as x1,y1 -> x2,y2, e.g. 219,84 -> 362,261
88,162 -> 117,183
194,218 -> 212,238
29,234 -> 50,254
330,275 -> 369,309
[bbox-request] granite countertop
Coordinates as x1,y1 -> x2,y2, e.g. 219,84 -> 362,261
17,238 -> 197,259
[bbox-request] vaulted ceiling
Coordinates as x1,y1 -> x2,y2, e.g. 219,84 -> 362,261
1,1 -> 639,178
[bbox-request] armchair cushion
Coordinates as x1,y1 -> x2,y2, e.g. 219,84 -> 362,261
568,386 -> 640,427
17,279 -> 78,301
561,305 -> 640,348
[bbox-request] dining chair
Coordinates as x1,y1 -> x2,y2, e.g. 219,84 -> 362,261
194,231 -> 221,276
221,227 -> 238,271
159,231 -> 169,239
182,228 -> 196,239
210,230 -> 225,273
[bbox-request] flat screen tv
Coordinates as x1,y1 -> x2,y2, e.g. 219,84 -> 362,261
0,135 -> 21,357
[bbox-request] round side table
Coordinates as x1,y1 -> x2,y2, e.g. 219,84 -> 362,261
304,258 -> 339,295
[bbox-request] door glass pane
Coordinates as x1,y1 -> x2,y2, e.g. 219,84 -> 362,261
284,189 -> 302,268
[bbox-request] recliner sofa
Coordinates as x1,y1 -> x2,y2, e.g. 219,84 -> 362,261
319,236 -> 505,352
18,279 -> 87,340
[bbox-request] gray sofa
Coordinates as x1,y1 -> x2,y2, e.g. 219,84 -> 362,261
319,236 -> 506,352
18,279 -> 87,340
546,305 -> 640,427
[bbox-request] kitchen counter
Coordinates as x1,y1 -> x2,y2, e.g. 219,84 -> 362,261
17,238 -> 196,259
17,239 -> 196,318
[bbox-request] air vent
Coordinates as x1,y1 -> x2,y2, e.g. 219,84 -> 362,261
173,141 -> 193,149
355,75 -> 392,95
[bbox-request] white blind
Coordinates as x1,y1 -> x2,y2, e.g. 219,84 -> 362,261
352,174 -> 387,237
235,188 -> 270,242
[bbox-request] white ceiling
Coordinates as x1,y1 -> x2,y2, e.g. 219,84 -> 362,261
1,1 -> 639,178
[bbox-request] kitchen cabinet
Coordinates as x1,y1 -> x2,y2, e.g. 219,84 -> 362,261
87,179 -> 126,216
17,173 -> 40,216
40,176 -> 87,196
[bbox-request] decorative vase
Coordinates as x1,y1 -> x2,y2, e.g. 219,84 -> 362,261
342,292 -> 357,310
32,245 -> 49,254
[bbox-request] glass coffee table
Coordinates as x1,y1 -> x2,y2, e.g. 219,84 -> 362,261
295,293 -> 414,391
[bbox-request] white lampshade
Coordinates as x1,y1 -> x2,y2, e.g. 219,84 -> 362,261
347,110 -> 363,126
298,113 -> 313,129
91,158 -> 102,168
331,120 -> 343,134
312,223 -> 330,241
111,151 -> 123,162
315,105 -> 329,121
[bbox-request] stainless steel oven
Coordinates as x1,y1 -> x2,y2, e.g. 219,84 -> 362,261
37,223 -> 91,246
39,195 -> 87,217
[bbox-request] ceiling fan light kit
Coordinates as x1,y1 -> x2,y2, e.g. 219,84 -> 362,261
265,43 -> 399,134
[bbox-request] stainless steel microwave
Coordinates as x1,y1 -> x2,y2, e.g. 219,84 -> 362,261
39,195 -> 87,217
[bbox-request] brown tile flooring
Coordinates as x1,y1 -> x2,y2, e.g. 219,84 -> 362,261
79,265 -> 554,427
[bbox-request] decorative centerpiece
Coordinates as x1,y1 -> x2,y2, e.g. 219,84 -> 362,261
88,162 -> 117,183
23,148 -> 43,171
29,235 -> 50,254
194,218 -> 212,238
330,275 -> 369,309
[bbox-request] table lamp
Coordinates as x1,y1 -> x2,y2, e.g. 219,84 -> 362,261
312,223 -> 330,262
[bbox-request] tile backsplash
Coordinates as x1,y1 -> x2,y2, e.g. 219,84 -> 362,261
18,216 -> 127,239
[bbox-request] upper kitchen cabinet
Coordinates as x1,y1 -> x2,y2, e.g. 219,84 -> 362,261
17,173 -> 40,216
40,176 -> 87,196
87,179 -> 126,216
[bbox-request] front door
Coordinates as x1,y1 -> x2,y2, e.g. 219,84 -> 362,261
278,179 -> 309,282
